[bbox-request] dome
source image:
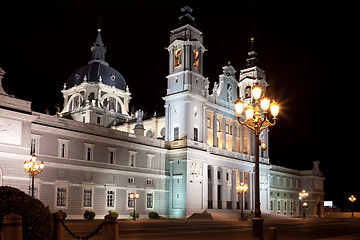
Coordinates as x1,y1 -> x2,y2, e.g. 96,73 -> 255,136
65,29 -> 127,91
66,62 -> 127,90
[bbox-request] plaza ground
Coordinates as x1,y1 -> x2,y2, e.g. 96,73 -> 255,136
62,213 -> 360,240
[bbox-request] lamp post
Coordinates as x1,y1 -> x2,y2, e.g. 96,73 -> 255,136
129,192 -> 139,220
236,181 -> 248,220
299,190 -> 309,218
348,195 -> 356,217
235,84 -> 279,240
24,154 -> 45,197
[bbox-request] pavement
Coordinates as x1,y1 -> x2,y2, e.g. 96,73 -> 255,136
61,214 -> 360,240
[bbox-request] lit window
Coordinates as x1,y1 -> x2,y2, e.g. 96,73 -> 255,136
83,189 -> 92,208
57,187 -> 67,207
147,192 -> 153,209
128,193 -> 134,208
175,49 -> 182,67
106,190 -> 115,208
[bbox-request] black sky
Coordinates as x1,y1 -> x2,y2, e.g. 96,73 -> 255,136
0,0 -> 359,210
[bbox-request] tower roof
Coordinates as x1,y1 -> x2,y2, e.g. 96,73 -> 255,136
66,28 -> 127,91
178,6 -> 196,27
245,37 -> 260,68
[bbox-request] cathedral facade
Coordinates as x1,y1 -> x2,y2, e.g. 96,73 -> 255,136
0,7 -> 324,219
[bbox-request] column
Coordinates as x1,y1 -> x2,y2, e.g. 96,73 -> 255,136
211,165 -> 218,209
203,106 -> 208,144
249,171 -> 254,212
232,120 -> 236,152
231,169 -> 237,209
221,167 -> 227,209
164,104 -> 170,141
222,117 -> 226,150
213,113 -> 218,147
240,124 -> 244,153
202,162 -> 208,209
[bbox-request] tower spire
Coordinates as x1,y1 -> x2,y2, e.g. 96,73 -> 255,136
89,27 -> 108,66
245,37 -> 260,68
178,6 -> 196,27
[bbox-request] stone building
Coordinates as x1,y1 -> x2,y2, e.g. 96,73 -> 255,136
0,6 -> 324,219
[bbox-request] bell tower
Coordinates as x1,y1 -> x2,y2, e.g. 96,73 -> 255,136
163,6 -> 208,142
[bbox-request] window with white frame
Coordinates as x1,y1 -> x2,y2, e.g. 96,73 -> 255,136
30,135 -> 41,155
58,139 -> 69,158
128,192 -> 134,208
146,192 -> 154,209
129,151 -> 136,167
106,190 -> 115,208
128,177 -> 135,184
147,154 -> 155,169
146,179 -> 153,185
83,188 -> 93,208
108,147 -> 117,164
56,186 -> 67,207
84,144 -> 94,161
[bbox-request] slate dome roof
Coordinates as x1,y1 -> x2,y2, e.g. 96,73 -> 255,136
65,29 -> 127,91
66,62 -> 127,90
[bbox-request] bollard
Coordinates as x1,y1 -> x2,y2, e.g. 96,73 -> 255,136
267,227 -> 277,240
103,214 -> 118,240
53,212 -> 63,240
1,213 -> 22,240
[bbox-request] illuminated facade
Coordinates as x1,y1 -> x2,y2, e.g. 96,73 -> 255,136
0,7 -> 324,219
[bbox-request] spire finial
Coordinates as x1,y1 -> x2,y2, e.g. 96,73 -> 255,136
245,36 -> 260,68
89,18 -> 108,66
179,6 -> 196,26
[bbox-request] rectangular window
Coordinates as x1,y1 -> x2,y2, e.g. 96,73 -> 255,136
30,135 -> 41,155
128,193 -> 134,208
97,116 -> 101,124
147,154 -> 155,169
129,151 -> 136,167
28,185 -> 38,199
128,177 -> 135,184
146,179 -> 153,185
57,187 -> 67,207
84,144 -> 94,161
270,201 -> 273,211
194,127 -> 198,141
207,118 -> 211,128
110,151 -> 114,164
147,193 -> 153,209
174,127 -> 179,140
106,190 -> 115,208
58,139 -> 69,158
83,189 -> 92,208
31,138 -> 36,155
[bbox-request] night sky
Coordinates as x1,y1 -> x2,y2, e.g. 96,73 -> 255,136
1,0 -> 359,210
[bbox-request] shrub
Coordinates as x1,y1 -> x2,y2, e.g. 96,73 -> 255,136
148,211 -> 159,219
83,210 -> 96,220
0,186 -> 53,240
58,210 -> 67,220
109,211 -> 118,218
129,211 -> 139,218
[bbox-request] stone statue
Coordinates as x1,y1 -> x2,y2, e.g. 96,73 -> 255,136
212,82 -> 218,96
136,109 -> 144,124
0,67 -> 8,95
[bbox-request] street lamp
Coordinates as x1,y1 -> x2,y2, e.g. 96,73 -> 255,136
24,154 -> 45,197
129,192 -> 140,220
348,195 -> 356,217
299,190 -> 309,218
236,181 -> 248,220
235,83 -> 279,240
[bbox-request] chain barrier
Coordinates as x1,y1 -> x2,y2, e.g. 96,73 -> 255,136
59,218 -> 105,240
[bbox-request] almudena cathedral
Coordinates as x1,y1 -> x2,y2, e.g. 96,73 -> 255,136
0,7 -> 324,219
